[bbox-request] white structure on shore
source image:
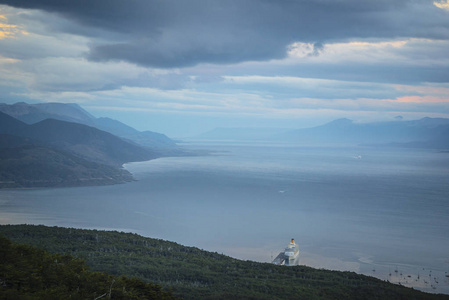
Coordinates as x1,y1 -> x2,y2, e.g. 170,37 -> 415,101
272,239 -> 300,266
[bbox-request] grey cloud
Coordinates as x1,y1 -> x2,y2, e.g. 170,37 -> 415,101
1,0 -> 449,68
88,33 -> 286,68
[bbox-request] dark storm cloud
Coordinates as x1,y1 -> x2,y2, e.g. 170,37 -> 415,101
1,0 -> 448,68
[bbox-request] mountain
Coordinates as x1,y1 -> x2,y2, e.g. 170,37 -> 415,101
0,111 -> 162,188
279,117 -> 449,147
0,111 -> 158,167
0,102 -> 178,149
0,225 -> 445,300
0,134 -> 35,148
93,117 -> 177,148
27,118 -> 159,167
0,135 -> 134,188
0,102 -> 95,126
0,109 -> 29,134
0,103 -> 188,188
34,102 -> 96,124
195,118 -> 449,149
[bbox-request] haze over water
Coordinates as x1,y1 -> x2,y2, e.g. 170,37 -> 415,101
1,142 -> 449,294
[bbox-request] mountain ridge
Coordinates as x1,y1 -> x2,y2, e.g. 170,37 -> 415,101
196,117 -> 449,148
0,112 -> 158,167
0,111 -> 160,188
0,137 -> 134,188
0,102 -> 178,149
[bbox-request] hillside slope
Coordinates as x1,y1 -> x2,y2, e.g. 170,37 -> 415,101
0,235 -> 176,299
0,225 -> 446,300
0,111 -> 158,167
0,112 -> 158,188
0,135 -> 133,188
28,118 -> 158,167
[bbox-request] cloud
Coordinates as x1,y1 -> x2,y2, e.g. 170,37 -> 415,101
251,38 -> 449,84
395,95 -> 449,103
287,39 -> 449,68
0,21 -> 24,39
2,55 -> 193,94
221,75 -> 399,100
1,1 -> 449,136
0,8 -> 28,39
434,0 -> 449,10
19,76 -> 449,118
1,0 -> 449,68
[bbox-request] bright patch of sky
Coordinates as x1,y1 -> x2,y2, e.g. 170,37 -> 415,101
434,0 -> 449,10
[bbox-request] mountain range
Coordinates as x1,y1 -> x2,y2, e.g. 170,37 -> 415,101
196,117 -> 449,149
0,111 -> 158,167
0,102 -> 177,149
0,102 -> 182,188
280,117 -> 449,147
2,101 -> 448,188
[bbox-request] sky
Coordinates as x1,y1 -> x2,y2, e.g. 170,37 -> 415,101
1,0 -> 449,137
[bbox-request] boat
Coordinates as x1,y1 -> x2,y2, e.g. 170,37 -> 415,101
284,238 -> 299,266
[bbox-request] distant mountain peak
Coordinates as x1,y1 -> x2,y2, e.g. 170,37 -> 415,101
413,117 -> 449,128
324,118 -> 353,126
34,102 -> 95,123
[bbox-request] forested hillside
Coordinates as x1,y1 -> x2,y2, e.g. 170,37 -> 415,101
1,225 -> 447,300
0,111 -> 155,188
0,137 -> 134,188
0,235 -> 175,299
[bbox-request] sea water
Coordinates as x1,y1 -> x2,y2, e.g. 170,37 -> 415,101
1,142 -> 448,293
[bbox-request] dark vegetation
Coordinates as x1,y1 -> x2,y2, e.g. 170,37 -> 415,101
0,137 -> 133,188
0,234 -> 176,299
1,225 -> 447,300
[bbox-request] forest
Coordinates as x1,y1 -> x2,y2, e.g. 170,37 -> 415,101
0,233 -> 175,299
1,225 -> 448,300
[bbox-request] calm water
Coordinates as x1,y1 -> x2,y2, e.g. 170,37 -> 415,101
1,142 -> 449,293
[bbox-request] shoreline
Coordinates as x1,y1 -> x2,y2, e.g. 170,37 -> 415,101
300,252 -> 449,295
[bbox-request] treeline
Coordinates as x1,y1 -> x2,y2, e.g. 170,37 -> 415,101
1,225 -> 448,300
0,234 -> 176,299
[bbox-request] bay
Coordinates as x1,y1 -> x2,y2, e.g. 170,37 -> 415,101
1,141 -> 449,293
